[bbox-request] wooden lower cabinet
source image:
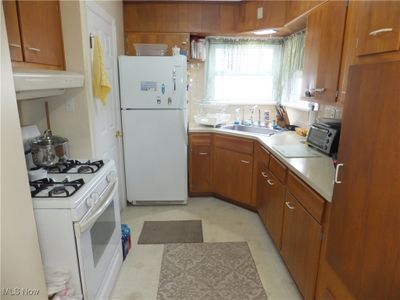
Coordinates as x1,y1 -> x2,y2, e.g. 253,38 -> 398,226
257,168 -> 286,248
189,134 -> 213,194
281,193 -> 322,300
213,147 -> 253,206
189,145 -> 212,194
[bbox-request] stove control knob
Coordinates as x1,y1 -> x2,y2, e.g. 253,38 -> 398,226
106,171 -> 117,183
86,197 -> 95,208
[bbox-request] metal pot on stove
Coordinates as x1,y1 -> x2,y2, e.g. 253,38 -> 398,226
30,130 -> 69,167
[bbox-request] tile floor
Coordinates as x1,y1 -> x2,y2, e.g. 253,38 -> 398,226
111,197 -> 301,300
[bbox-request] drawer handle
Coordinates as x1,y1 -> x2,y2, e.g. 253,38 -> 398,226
267,179 -> 275,186
334,163 -> 344,184
199,152 -> 209,155
315,88 -> 325,93
369,28 -> 393,36
9,43 -> 21,48
285,202 -> 295,210
261,171 -> 268,178
241,160 -> 250,164
27,47 -> 41,52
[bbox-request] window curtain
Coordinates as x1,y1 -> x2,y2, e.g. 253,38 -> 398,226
280,30 -> 306,103
205,38 -> 283,103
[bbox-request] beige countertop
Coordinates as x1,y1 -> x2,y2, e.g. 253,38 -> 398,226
189,124 -> 335,202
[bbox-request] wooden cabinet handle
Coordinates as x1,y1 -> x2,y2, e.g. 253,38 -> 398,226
261,171 -> 268,178
199,152 -> 209,155
9,43 -> 21,48
27,47 -> 41,52
369,28 -> 393,36
285,202 -> 295,210
241,160 -> 250,164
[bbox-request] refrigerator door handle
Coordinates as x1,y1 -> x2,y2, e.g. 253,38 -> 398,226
181,110 -> 188,146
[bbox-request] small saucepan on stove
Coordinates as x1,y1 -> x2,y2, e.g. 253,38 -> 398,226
30,130 -> 69,167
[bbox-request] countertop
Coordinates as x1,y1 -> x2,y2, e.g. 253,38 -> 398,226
189,124 -> 335,202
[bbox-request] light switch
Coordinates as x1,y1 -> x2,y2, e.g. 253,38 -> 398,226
257,7 -> 264,20
65,97 -> 75,112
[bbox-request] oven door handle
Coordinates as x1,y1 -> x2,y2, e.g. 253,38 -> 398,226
76,179 -> 118,234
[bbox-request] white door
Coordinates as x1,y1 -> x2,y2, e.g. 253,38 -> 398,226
86,2 -> 126,210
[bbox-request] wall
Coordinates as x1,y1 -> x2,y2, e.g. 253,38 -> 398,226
1,4 -> 47,298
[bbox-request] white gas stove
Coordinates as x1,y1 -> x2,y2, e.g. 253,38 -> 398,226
29,159 -> 122,299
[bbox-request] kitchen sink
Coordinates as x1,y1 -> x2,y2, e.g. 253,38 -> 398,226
222,124 -> 280,136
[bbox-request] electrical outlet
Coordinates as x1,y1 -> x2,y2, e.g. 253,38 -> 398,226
257,7 -> 264,20
65,97 -> 75,112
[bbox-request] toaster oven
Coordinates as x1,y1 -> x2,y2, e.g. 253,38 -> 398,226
307,118 -> 341,155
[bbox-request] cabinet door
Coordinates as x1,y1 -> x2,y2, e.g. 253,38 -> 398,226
356,1 -> 400,56
214,148 -> 253,206
18,0 -> 64,67
189,145 -> 212,193
302,1 -> 347,104
3,0 -> 23,62
264,170 -> 286,249
326,62 -> 400,300
281,193 -> 322,300
125,33 -> 190,58
256,161 -> 269,225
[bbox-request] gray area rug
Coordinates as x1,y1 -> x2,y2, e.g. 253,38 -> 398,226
157,242 -> 268,300
138,220 -> 203,244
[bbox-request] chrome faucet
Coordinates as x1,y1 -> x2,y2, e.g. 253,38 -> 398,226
250,105 -> 258,126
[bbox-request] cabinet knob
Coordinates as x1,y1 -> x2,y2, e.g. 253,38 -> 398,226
285,201 -> 295,210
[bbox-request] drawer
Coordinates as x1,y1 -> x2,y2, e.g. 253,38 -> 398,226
255,143 -> 270,165
287,171 -> 325,223
189,133 -> 212,146
269,155 -> 287,184
215,134 -> 253,154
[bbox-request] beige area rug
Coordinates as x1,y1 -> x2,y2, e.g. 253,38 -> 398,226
138,220 -> 203,244
157,242 -> 268,300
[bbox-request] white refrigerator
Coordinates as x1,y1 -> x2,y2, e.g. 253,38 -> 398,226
118,55 -> 188,204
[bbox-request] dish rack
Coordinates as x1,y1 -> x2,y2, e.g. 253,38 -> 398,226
193,102 -> 231,127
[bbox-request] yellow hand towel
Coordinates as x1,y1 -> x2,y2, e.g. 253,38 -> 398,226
92,36 -> 111,105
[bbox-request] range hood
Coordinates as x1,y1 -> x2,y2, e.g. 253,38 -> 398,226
13,69 -> 84,100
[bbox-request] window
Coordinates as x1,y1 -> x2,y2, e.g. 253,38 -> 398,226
205,38 -> 282,104
280,30 -> 309,110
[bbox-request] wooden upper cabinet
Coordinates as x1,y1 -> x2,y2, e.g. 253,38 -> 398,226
17,0 -> 64,68
355,1 -> 400,56
237,1 -> 286,33
124,2 -> 238,35
285,1 -> 325,24
302,1 -> 347,105
3,0 -> 23,62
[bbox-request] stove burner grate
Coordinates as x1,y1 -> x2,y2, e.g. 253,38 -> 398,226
30,178 -> 84,198
46,160 -> 104,174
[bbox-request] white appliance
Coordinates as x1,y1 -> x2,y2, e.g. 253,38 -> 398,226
118,55 -> 188,205
22,127 -> 122,300
13,69 -> 84,100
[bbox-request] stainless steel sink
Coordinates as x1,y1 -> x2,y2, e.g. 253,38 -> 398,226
222,124 -> 280,136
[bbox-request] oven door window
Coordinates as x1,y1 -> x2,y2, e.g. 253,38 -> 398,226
90,201 -> 116,267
